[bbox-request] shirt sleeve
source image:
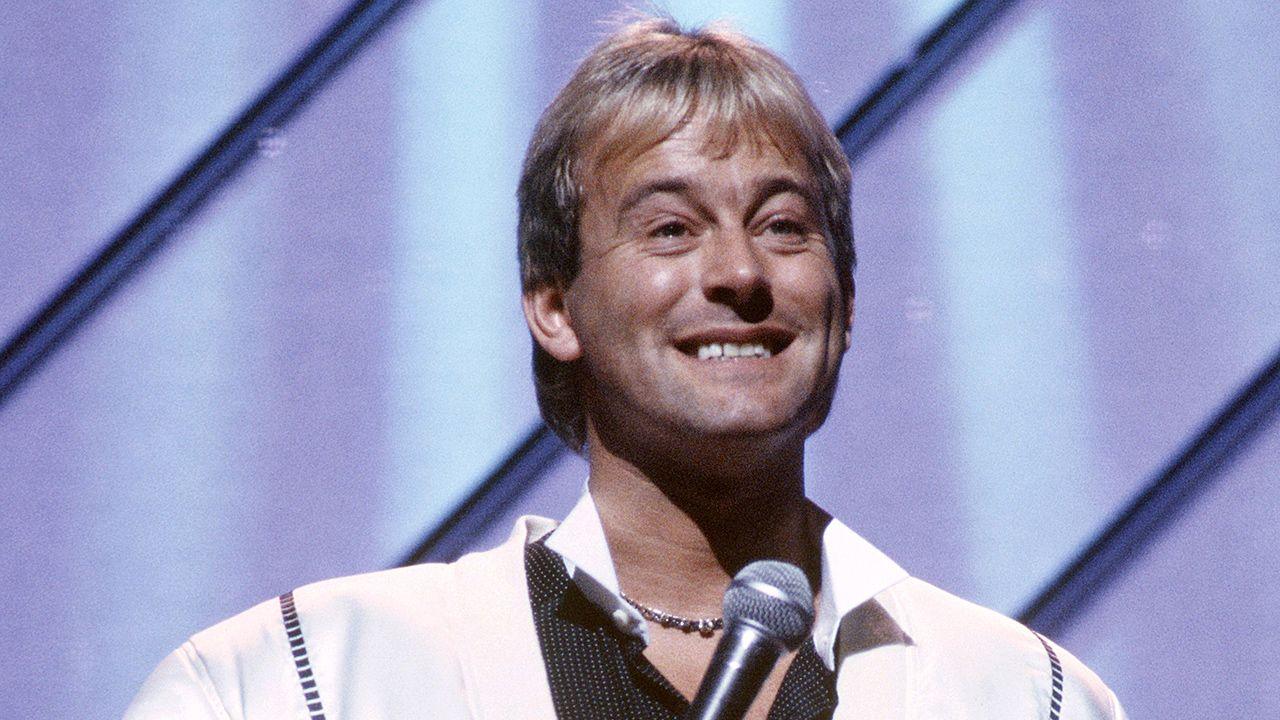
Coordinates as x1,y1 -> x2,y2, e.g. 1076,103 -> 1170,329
123,642 -> 233,720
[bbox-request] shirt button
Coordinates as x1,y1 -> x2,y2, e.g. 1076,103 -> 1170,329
611,608 -> 632,633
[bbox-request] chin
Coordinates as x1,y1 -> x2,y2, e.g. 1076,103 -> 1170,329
668,406 -> 808,445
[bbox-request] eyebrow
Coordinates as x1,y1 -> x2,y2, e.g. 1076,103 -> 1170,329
615,174 -> 820,224
746,176 -> 821,219
615,178 -> 696,222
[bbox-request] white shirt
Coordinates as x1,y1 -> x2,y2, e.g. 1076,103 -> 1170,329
543,491 -> 909,670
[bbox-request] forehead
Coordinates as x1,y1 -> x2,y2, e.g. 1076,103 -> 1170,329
582,114 -> 817,203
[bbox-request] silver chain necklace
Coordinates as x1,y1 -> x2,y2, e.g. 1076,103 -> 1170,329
620,592 -> 724,636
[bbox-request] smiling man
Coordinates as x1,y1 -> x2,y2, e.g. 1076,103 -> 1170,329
127,17 -> 1124,720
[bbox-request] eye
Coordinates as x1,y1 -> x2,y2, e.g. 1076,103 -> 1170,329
759,217 -> 814,249
766,218 -> 806,236
652,221 -> 690,238
639,218 -> 698,256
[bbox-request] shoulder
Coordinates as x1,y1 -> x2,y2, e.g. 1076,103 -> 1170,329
876,578 -> 1123,720
126,520 -> 546,719
125,563 -> 474,720
189,549 -> 502,666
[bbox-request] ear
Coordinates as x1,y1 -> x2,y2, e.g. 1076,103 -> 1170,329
523,284 -> 582,362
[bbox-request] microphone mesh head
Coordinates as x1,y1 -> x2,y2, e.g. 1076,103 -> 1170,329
723,560 -> 814,651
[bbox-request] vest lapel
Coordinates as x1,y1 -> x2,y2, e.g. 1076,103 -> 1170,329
449,516 -> 558,720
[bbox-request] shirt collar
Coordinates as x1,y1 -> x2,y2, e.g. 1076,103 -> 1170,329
542,489 -> 910,670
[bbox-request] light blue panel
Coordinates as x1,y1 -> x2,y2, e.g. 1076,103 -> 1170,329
2,4 -> 273,714
388,0 -> 538,557
910,9 -> 1100,612
94,5 -> 258,232
90,0 -> 258,693
662,0 -> 790,53
1184,0 -> 1280,354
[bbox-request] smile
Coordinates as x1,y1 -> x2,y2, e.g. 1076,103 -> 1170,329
696,342 -> 770,360
675,327 -> 795,361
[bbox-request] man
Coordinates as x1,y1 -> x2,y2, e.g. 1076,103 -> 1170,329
127,18 -> 1125,720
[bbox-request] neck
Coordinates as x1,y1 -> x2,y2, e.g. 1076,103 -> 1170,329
584,426 -> 825,619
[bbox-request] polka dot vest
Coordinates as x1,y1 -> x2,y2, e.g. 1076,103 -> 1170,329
525,540 -> 836,719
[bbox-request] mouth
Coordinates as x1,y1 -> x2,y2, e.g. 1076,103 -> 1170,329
674,328 -> 795,361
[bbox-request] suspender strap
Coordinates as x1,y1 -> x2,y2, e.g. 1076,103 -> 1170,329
1032,631 -> 1065,720
280,591 -> 329,720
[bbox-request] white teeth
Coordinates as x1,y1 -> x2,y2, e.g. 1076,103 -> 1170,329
694,342 -> 771,360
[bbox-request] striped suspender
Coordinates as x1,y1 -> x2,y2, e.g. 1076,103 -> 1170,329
1032,631 -> 1065,720
280,591 -> 328,720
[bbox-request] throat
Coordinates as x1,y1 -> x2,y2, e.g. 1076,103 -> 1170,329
593,470 -> 822,624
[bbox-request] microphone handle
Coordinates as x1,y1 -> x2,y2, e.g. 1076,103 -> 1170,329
685,622 -> 786,720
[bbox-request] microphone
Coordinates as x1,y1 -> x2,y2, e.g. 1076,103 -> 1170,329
685,561 -> 815,720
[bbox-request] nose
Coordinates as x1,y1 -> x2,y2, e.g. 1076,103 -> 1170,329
700,229 -> 772,322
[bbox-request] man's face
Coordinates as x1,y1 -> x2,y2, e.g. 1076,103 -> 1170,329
528,118 -> 851,453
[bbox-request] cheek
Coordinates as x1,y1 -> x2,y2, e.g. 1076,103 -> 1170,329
776,259 -> 843,316
638,263 -> 686,309
571,259 -> 687,340
601,257 -> 688,317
